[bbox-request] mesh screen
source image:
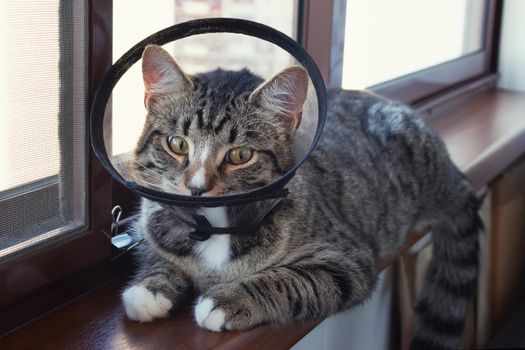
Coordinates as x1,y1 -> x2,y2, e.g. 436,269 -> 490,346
0,1 -> 88,261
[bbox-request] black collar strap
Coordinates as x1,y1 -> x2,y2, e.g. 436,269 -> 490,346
90,18 -> 327,207
185,197 -> 286,241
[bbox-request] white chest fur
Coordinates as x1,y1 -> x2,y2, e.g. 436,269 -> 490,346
194,207 -> 231,269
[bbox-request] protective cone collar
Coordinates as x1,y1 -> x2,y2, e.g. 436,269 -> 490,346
90,18 -> 327,207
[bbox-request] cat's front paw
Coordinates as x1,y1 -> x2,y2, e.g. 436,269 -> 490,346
194,296 -> 226,331
122,285 -> 173,322
194,287 -> 265,332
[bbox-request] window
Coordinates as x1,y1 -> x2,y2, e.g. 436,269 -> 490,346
328,0 -> 500,105
0,0 -> 114,319
342,0 -> 485,89
0,1 -> 88,261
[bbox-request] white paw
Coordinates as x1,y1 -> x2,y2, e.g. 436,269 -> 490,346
194,296 -> 226,331
122,285 -> 173,322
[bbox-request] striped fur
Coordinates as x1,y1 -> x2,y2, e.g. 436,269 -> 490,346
122,46 -> 480,349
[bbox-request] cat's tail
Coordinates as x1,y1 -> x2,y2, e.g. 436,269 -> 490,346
411,189 -> 482,350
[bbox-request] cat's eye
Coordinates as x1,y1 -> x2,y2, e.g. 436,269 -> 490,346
225,146 -> 253,165
167,136 -> 189,155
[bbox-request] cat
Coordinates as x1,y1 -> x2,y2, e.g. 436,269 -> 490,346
122,45 -> 481,350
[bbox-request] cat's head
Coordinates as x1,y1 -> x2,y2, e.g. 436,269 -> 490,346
132,45 -> 308,196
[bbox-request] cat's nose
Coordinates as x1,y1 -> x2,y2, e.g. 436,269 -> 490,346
187,167 -> 214,196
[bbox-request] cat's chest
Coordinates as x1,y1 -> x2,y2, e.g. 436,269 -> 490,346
194,234 -> 231,270
193,207 -> 231,270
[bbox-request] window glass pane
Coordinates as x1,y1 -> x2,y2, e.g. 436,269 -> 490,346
0,1 -> 87,260
112,0 -> 297,156
342,0 -> 486,89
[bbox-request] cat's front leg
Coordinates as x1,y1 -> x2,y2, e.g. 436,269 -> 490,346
122,259 -> 190,322
195,251 -> 376,331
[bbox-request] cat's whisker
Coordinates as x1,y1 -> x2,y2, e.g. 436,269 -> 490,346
133,177 -> 162,189
136,180 -> 163,190
130,169 -> 162,182
131,159 -> 163,175
128,170 -> 164,190
129,159 -> 184,194
131,160 -> 164,179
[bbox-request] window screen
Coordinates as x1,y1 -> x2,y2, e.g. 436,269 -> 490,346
0,1 -> 88,261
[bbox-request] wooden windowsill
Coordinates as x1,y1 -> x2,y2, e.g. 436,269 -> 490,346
2,88 -> 525,350
426,88 -> 525,190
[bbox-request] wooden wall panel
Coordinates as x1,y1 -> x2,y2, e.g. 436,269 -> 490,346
489,156 -> 525,334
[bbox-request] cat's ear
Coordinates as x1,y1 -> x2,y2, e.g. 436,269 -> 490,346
142,45 -> 193,109
250,66 -> 308,131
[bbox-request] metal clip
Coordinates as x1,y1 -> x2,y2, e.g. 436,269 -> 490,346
109,205 -> 143,260
111,237 -> 144,261
111,205 -> 122,237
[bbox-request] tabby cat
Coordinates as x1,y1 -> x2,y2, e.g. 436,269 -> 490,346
122,45 -> 481,350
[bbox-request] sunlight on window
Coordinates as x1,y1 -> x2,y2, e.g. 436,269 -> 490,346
0,0 -> 87,260
0,2 -> 60,191
342,0 -> 485,89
